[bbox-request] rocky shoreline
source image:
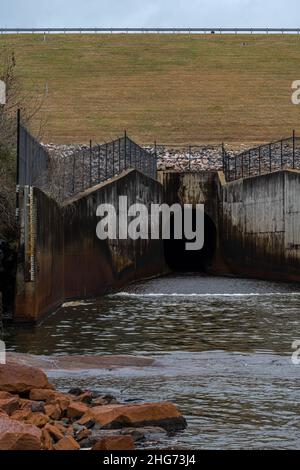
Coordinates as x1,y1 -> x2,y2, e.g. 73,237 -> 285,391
0,360 -> 186,450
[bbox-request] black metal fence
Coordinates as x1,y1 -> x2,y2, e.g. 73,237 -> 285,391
18,117 -> 49,187
223,133 -> 300,181
17,117 -> 157,203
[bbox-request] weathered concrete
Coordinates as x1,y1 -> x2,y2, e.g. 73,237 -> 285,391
158,169 -> 300,281
14,170 -> 166,323
15,187 -> 64,323
14,167 -> 300,323
221,170 -> 300,282
63,169 -> 165,301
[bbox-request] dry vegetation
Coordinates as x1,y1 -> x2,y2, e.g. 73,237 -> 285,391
0,33 -> 300,145
0,48 -> 43,240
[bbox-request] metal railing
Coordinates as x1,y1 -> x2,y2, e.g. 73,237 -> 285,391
223,132 -> 300,181
18,113 -> 49,187
1,28 -> 300,34
17,115 -> 157,203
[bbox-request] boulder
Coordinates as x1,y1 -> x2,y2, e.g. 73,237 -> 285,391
0,397 -> 20,415
89,402 -> 187,431
0,391 -> 13,399
0,363 -> 52,393
27,412 -> 49,428
44,404 -> 61,420
67,402 -> 89,419
92,435 -> 135,451
53,435 -> 80,450
44,423 -> 65,442
74,392 -> 93,404
0,416 -> 42,450
41,428 -> 53,450
29,388 -> 58,401
11,409 -> 32,421
29,389 -> 71,407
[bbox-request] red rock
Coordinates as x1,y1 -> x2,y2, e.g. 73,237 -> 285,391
44,423 -> 65,441
74,392 -> 93,404
0,397 -> 20,416
92,435 -> 135,450
53,435 -> 80,450
90,402 -> 186,430
0,410 -> 8,418
67,402 -> 89,419
41,428 -> 53,450
53,395 -> 70,413
53,421 -> 69,434
75,428 -> 91,441
44,404 -> 61,420
0,391 -> 13,399
76,412 -> 95,426
11,409 -> 32,421
27,412 -> 49,428
19,398 -> 38,410
29,389 -> 58,401
0,416 -> 42,450
0,363 -> 52,394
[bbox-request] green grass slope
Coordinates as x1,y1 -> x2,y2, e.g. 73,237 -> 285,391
1,34 -> 300,144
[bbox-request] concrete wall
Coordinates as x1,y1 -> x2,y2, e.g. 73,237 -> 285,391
221,170 -> 300,282
14,170 -> 166,323
63,169 -> 165,301
158,169 -> 300,281
15,187 -> 64,323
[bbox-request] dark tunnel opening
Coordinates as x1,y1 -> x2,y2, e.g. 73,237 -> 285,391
163,211 -> 217,272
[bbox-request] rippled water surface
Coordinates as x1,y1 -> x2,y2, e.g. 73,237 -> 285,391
5,274 -> 300,449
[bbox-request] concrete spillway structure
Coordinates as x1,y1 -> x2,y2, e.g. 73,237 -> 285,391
14,168 -> 300,323
14,169 -> 166,323
159,169 -> 300,282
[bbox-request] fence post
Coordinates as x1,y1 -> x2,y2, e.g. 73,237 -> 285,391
124,131 -> 127,170
293,130 -> 295,169
258,146 -> 261,175
241,153 -> 244,178
105,142 -> 108,178
222,142 -> 225,172
129,137 -> 132,167
189,145 -> 191,171
280,139 -> 283,169
113,140 -> 115,175
234,155 -> 237,180
269,143 -> 272,173
118,137 -> 121,173
82,152 -> 84,190
139,146 -> 141,171
89,139 -> 92,186
154,141 -> 157,178
16,109 -> 21,221
72,152 -> 76,194
98,144 -> 101,181
248,150 -> 251,177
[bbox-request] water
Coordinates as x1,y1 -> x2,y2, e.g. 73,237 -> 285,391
5,274 -> 300,449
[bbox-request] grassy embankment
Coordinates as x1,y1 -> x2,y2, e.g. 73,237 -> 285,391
1,33 -> 300,145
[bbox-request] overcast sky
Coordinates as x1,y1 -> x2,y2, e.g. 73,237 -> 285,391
0,0 -> 299,28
